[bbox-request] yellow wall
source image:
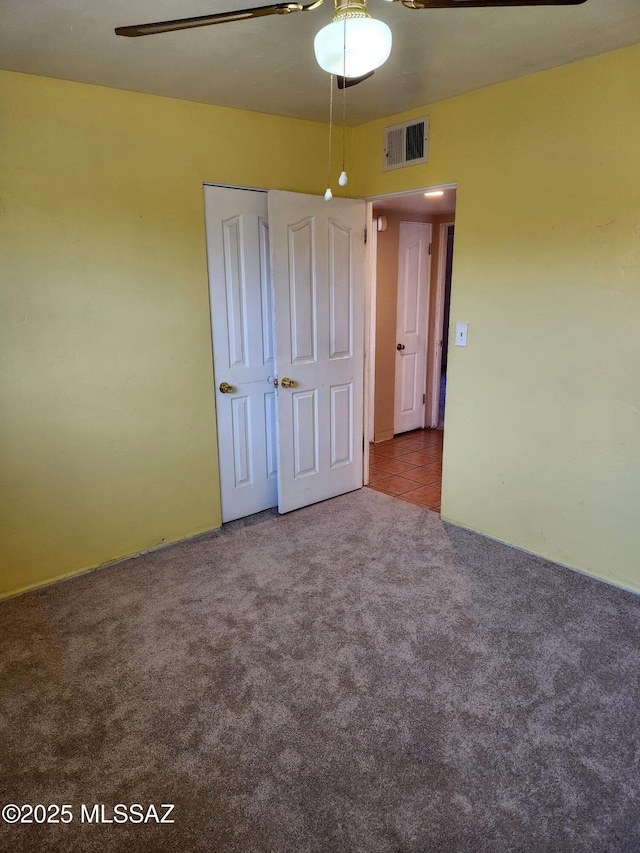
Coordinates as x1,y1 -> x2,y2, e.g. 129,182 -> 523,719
0,71 -> 332,598
4,43 -> 640,599
353,44 -> 640,592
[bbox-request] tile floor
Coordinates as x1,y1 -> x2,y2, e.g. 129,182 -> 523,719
366,429 -> 444,513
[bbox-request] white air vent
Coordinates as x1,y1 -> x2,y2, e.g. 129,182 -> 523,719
383,116 -> 429,171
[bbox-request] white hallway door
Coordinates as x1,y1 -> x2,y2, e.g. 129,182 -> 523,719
394,221 -> 432,434
205,186 -> 366,521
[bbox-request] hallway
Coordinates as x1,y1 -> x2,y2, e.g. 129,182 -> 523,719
367,429 -> 443,513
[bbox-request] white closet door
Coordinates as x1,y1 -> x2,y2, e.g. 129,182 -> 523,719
204,185 -> 277,522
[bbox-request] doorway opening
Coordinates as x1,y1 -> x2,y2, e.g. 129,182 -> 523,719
365,185 -> 456,513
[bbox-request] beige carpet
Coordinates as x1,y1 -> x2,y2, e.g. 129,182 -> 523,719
1,488 -> 639,852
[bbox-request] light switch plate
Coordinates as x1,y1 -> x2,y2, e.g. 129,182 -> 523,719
455,323 -> 468,347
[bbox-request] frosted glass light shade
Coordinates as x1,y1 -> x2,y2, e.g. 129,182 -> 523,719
314,17 -> 392,78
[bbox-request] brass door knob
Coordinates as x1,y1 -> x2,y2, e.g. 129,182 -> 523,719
219,382 -> 235,394
280,377 -> 296,389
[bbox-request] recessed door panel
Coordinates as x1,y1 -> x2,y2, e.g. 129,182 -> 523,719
222,216 -> 248,368
288,218 -> 316,364
231,396 -> 252,487
264,391 -> 277,480
401,240 -> 423,335
329,220 -> 352,360
292,389 -> 318,478
400,352 -> 418,415
330,383 -> 353,468
259,217 -> 274,366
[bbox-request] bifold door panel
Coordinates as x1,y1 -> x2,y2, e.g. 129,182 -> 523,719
268,190 -> 365,514
205,187 -> 277,522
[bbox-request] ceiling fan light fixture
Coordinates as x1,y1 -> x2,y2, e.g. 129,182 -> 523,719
314,8 -> 392,77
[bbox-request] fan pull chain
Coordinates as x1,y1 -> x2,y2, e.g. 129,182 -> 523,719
339,15 -> 348,187
324,73 -> 334,201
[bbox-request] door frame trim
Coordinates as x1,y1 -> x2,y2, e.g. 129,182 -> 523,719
363,201 -> 376,484
427,219 -> 455,428
364,184 -> 457,445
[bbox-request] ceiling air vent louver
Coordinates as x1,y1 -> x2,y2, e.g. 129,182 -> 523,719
383,117 -> 429,171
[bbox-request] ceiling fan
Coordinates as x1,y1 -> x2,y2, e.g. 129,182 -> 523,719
115,0 -> 588,87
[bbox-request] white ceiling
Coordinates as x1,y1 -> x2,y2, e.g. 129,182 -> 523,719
373,188 -> 457,217
1,0 -> 639,125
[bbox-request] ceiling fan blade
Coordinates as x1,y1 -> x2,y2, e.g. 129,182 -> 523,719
337,71 -> 374,89
399,0 -> 587,7
115,0 -> 323,37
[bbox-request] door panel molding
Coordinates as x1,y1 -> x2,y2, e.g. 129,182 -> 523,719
329,219 -> 353,360
231,396 -> 252,486
292,389 -> 319,479
330,383 -> 353,469
259,217 -> 274,366
288,218 -> 317,365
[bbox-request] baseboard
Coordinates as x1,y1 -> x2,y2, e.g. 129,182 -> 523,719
440,514 -> 640,598
374,429 -> 394,443
0,525 -> 223,603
